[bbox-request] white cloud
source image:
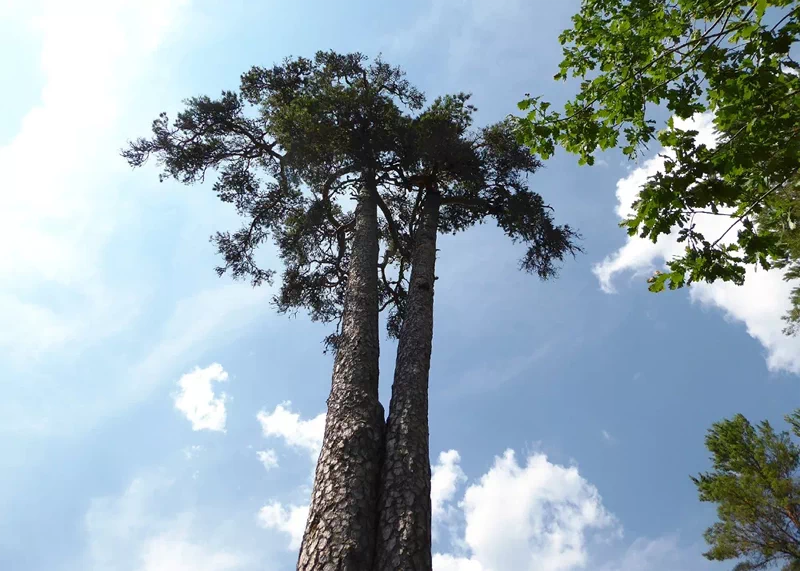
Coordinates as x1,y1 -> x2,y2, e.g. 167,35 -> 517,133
254,404 -> 317,551
594,113 -> 800,374
248,397 -> 709,571
253,406 -> 321,552
435,449 -> 619,571
433,553 -> 487,571
256,402 -> 325,460
256,450 -> 279,472
174,364 -> 228,432
0,0 -> 188,360
257,502 -> 308,551
250,395 -> 710,571
138,534 -> 244,571
601,430 -> 614,444
84,473 -> 251,571
0,0 -> 280,439
691,270 -> 800,374
432,449 -> 468,541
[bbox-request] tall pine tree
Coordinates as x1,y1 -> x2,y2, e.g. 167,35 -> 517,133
123,55 -> 579,570
123,51 -> 422,571
694,410 -> 800,570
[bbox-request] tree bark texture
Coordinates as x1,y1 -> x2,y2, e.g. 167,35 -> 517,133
297,187 -> 385,571
373,191 -> 441,571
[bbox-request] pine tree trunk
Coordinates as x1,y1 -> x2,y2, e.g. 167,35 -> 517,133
373,191 -> 440,571
297,185 -> 385,571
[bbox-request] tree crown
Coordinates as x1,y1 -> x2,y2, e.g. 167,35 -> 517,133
694,410 -> 800,570
123,52 -> 579,347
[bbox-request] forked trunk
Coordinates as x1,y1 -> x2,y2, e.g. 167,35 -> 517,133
297,185 -> 385,571
373,190 -> 441,571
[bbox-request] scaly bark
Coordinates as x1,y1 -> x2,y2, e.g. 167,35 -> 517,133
297,185 -> 385,571
373,190 -> 441,571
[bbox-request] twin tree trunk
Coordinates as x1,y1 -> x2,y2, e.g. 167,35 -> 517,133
297,186 -> 385,571
298,188 -> 441,570
374,191 -> 441,571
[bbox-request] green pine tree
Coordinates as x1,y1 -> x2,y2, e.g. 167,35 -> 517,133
694,411 -> 800,570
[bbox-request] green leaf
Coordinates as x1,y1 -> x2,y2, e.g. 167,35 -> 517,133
514,0 -> 800,332
755,0 -> 767,21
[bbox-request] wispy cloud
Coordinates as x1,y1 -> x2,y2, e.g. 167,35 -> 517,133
35,283 -> 270,438
596,534 -> 714,571
0,0 -> 189,362
82,472 -> 252,571
448,343 -> 555,396
384,0 -> 573,87
0,0 -> 282,442
130,285 -> 270,403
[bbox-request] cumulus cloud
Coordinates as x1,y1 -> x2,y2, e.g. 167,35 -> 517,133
435,450 -> 619,571
431,449 -> 468,541
248,404 -> 706,570
594,113 -> 800,374
174,364 -> 229,432
433,553 -> 488,571
254,405 -> 323,552
248,400 -> 708,571
257,502 -> 309,551
256,450 -> 279,472
256,402 -> 325,460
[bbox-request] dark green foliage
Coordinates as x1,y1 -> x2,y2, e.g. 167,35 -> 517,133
123,51 -> 579,344
516,0 -> 800,331
380,94 -> 582,335
405,94 -> 582,272
694,411 -> 800,570
122,51 -> 422,341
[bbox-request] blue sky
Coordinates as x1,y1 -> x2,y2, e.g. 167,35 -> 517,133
2,0 -> 800,570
